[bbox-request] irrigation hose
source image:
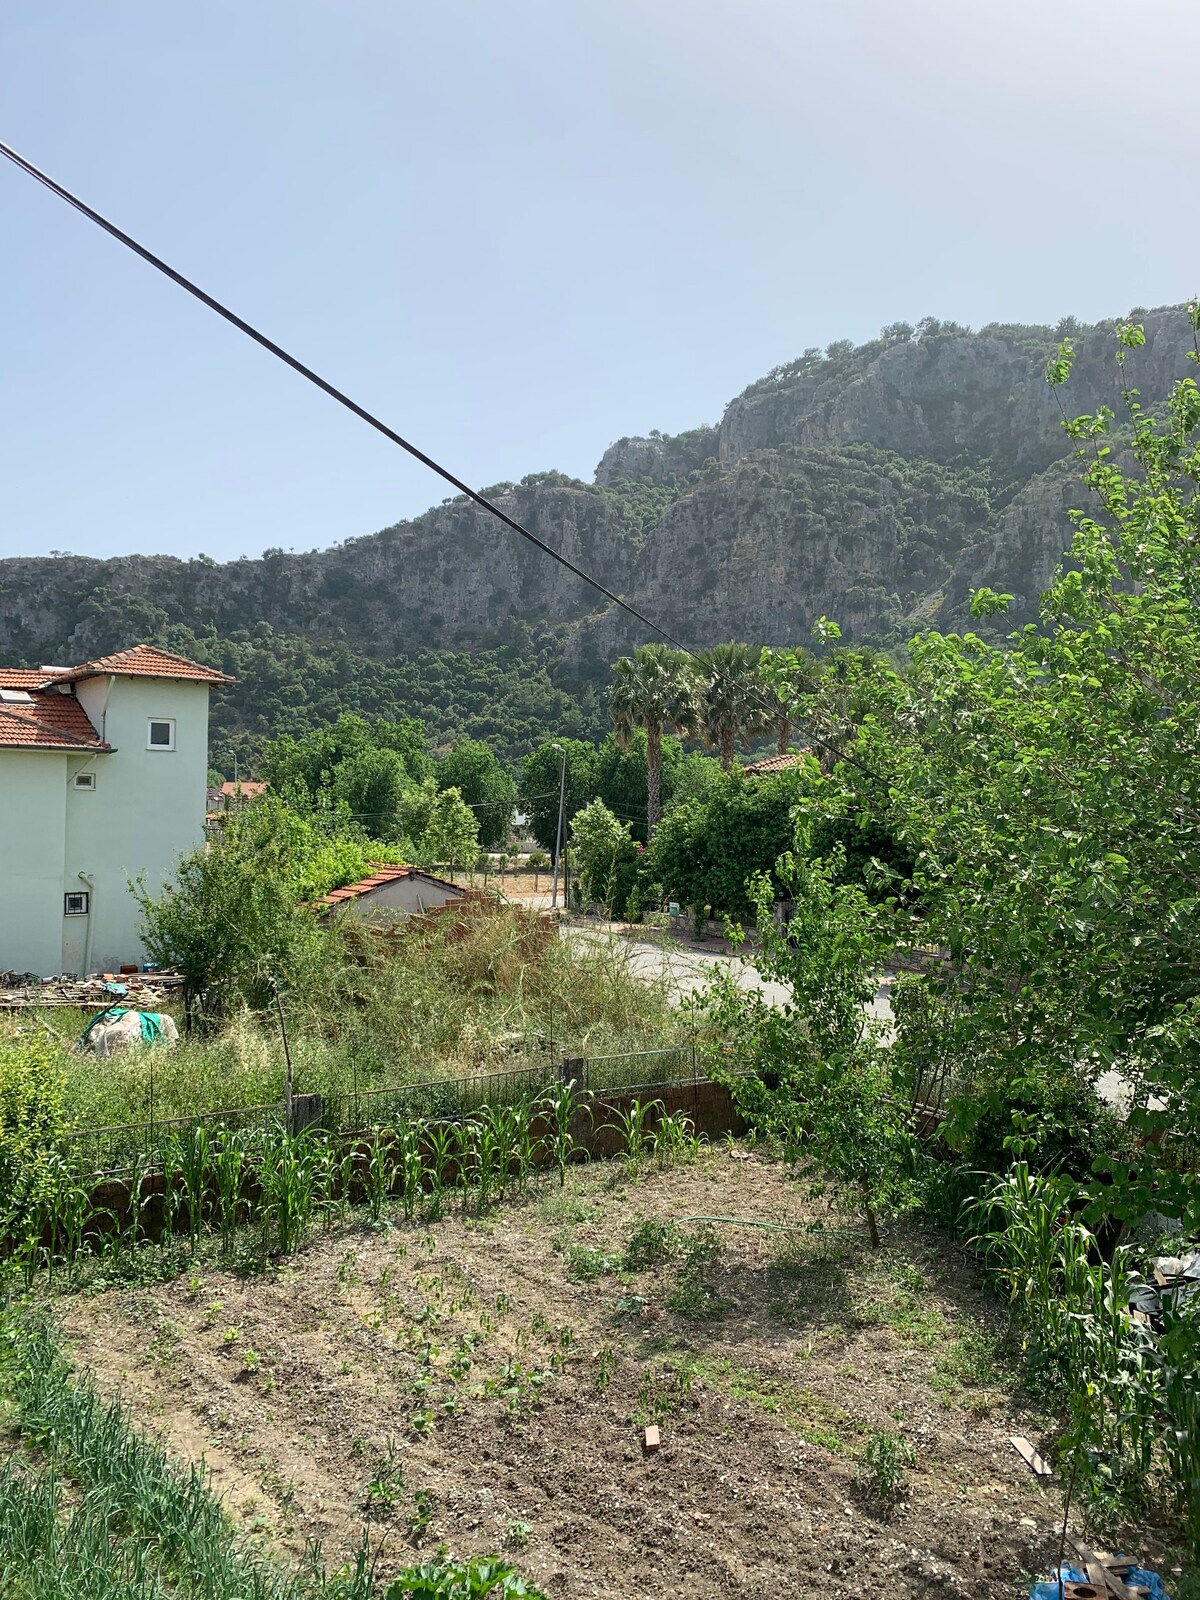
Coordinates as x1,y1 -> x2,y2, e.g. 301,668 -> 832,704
678,1214 -> 804,1232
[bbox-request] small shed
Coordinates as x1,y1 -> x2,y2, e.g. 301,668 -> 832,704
315,865 -> 466,923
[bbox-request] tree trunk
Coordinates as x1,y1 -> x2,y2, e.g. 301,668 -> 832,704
777,717 -> 791,757
646,720 -> 663,837
720,726 -> 735,769
859,1177 -> 881,1248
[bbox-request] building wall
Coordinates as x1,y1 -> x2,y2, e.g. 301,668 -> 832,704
65,677 -> 211,972
0,749 -> 69,976
337,875 -> 464,920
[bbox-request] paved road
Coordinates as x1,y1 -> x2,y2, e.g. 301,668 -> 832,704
569,923 -> 894,1033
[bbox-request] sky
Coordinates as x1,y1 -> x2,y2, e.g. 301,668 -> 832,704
1,0 -> 1197,564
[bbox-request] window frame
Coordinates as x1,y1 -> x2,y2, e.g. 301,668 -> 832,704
64,891 -> 90,916
146,717 -> 177,752
73,772 -> 97,791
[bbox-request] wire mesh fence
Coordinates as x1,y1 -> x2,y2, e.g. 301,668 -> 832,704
59,1040 -> 710,1180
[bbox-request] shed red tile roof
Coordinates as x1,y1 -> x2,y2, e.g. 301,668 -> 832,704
220,780 -> 268,799
315,864 -> 464,909
742,751 -> 808,775
45,644 -> 233,686
0,693 -> 110,751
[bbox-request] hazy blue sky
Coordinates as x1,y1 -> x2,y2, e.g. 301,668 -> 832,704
1,0 -> 1196,563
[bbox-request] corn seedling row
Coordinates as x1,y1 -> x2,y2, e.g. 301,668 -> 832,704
4,1089 -> 705,1282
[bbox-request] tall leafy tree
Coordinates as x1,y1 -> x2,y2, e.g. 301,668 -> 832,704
694,642 -> 764,769
438,739 -> 516,849
519,740 -> 598,855
610,644 -> 696,837
858,313 -> 1200,1226
758,646 -> 823,756
594,730 -> 684,844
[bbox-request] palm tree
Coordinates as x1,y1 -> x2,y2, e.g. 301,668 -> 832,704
758,646 -> 823,756
695,642 -> 764,769
610,644 -> 696,837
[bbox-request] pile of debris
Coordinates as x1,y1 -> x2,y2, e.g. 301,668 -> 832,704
0,970 -> 183,1010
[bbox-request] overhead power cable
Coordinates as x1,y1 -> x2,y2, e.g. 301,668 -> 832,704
0,137 -> 881,783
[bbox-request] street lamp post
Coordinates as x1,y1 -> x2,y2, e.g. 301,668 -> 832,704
549,742 -> 567,910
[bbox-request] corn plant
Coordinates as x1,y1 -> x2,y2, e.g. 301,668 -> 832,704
510,1099 -> 537,1194
471,1113 -> 504,1211
609,1097 -> 662,1168
451,1119 -> 478,1209
397,1119 -> 425,1220
364,1128 -> 393,1226
169,1125 -> 214,1250
259,1129 -> 317,1255
654,1110 -> 701,1167
212,1130 -> 247,1254
424,1121 -> 457,1216
538,1079 -> 589,1186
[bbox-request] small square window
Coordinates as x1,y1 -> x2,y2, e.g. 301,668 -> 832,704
64,891 -> 89,916
147,718 -> 176,750
73,772 -> 96,791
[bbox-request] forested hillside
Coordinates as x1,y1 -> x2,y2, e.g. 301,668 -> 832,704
1,302 -> 1194,770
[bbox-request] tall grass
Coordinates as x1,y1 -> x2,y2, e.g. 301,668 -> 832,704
13,904 -> 679,1134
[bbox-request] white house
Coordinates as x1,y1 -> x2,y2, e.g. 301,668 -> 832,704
0,644 -> 232,977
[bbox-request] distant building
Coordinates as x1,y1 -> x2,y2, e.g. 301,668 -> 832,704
217,779 -> 267,807
0,644 -> 232,977
742,752 -> 807,775
314,864 -> 466,922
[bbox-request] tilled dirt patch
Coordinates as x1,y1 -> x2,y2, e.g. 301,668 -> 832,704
62,1149 -> 1067,1598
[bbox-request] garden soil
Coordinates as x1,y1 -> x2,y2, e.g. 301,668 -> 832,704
63,1150 -> 1078,1598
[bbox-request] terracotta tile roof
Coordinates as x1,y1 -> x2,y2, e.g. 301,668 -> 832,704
315,864 -> 464,909
220,779 -> 268,798
0,668 -> 53,689
742,751 -> 808,775
46,643 -> 234,686
0,693 -> 110,751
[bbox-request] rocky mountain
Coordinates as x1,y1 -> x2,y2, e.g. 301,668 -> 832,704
1,303 -> 1194,763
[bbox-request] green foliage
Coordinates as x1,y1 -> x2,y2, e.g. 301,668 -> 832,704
859,314 -> 1200,1230
0,1035 -> 66,1229
264,712 -> 431,800
438,740 -> 516,849
568,799 -> 633,907
135,797 -> 373,1016
976,1163 -> 1199,1554
702,820 -> 914,1246
518,740 -> 597,854
859,1429 -> 916,1501
383,1554 -> 547,1598
645,764 -> 807,919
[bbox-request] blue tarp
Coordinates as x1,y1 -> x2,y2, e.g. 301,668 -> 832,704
1032,1564 -> 1171,1600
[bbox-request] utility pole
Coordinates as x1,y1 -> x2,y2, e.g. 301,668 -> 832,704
550,743 -> 566,910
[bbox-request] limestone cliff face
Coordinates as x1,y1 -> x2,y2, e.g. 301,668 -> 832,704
1,302 -> 1194,696
716,307 -> 1195,475
0,480 -> 626,665
594,426 -> 719,487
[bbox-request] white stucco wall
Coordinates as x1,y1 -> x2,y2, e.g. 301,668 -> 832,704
66,676 -> 210,972
334,875 -> 465,920
0,749 -> 69,976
